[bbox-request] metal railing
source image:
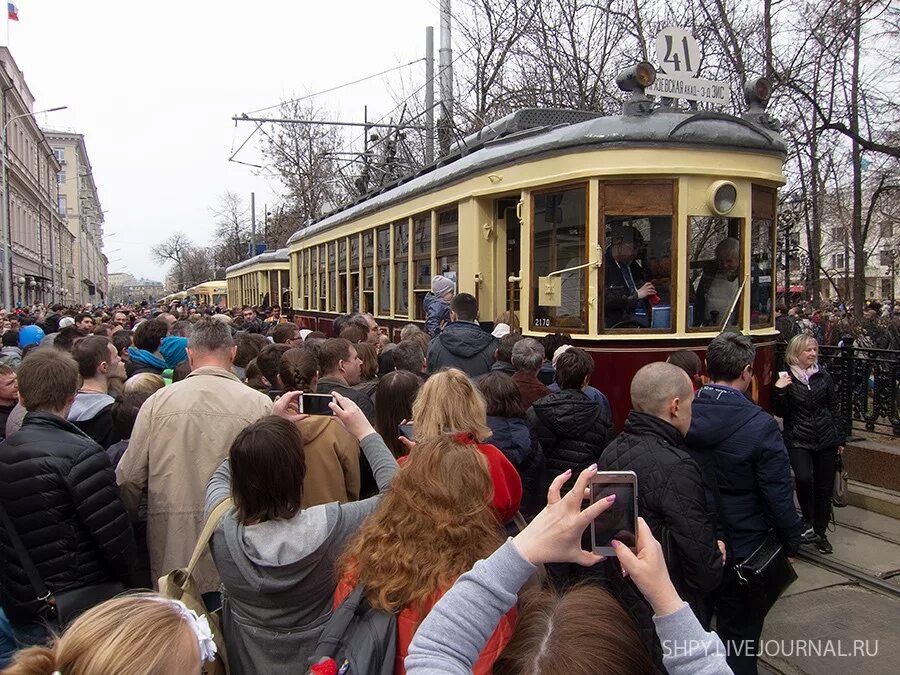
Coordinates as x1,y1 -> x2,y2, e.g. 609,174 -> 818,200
777,340 -> 900,438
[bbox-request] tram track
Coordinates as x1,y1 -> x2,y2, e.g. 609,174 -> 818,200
795,548 -> 900,598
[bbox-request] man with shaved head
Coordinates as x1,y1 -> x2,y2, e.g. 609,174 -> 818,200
596,361 -> 724,629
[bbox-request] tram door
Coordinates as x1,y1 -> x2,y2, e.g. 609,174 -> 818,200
495,198 -> 521,313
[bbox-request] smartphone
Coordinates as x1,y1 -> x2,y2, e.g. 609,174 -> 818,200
301,393 -> 335,415
778,371 -> 789,379
590,471 -> 638,557
398,424 -> 414,440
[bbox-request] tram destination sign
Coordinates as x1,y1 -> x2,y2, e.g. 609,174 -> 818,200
645,27 -> 731,106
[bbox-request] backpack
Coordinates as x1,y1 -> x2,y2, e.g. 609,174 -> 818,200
308,584 -> 397,675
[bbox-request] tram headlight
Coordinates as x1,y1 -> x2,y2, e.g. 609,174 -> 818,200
616,62 -> 657,93
744,77 -> 772,109
708,181 -> 738,215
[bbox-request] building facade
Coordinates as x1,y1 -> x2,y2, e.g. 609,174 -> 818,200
0,47 -> 72,308
43,130 -> 107,305
107,272 -> 164,304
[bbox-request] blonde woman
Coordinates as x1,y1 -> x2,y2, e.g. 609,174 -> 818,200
123,372 -> 166,395
773,335 -> 845,554
410,368 -> 522,523
2,594 -> 216,675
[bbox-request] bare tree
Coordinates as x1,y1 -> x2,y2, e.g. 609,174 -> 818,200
151,232 -> 193,290
212,191 -> 251,268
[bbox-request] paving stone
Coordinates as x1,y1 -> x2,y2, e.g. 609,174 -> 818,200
761,585 -> 898,675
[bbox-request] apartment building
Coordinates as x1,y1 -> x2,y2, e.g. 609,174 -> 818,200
43,129 -> 108,305
0,47 -> 72,307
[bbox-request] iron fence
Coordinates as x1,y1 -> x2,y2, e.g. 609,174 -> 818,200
777,339 -> 900,438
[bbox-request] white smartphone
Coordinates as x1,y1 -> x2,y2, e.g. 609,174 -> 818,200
300,393 -> 335,415
590,471 -> 638,557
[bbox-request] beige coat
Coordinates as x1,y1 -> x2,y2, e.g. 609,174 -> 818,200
116,366 -> 272,592
297,415 -> 360,508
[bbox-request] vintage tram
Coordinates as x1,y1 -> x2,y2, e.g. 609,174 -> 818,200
282,67 -> 783,426
185,281 -> 228,308
225,248 -> 291,309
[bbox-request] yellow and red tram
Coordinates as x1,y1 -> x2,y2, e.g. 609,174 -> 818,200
278,76 -> 783,426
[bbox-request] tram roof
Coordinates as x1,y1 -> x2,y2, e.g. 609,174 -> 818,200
288,107 -> 786,246
225,247 -> 290,274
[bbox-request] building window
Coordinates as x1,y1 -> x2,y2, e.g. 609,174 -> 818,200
56,171 -> 65,185
831,226 -> 846,242
689,216 -> 743,329
52,147 -> 64,162
832,253 -> 845,269
880,250 -> 892,266
881,222 -> 892,239
532,185 -> 587,333
881,278 -> 891,299
57,195 -> 66,216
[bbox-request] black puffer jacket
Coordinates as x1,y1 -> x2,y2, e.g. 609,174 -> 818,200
527,389 -> 614,493
486,415 -> 545,518
0,412 -> 135,623
426,321 -> 497,378
598,412 -> 722,621
773,367 -> 845,452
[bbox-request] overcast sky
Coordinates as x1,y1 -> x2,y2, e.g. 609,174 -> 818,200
9,0 -> 437,280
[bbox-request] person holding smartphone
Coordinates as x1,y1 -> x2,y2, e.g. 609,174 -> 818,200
596,362 -> 724,628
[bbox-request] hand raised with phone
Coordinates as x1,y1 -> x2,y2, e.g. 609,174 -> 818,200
612,518 -> 684,617
328,391 -> 376,441
513,464 -> 615,567
271,390 -> 307,425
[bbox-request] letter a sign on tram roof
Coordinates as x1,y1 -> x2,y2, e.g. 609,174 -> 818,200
645,27 -> 731,106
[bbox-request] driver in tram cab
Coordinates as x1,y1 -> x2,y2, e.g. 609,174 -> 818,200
604,225 -> 656,328
694,237 -> 740,326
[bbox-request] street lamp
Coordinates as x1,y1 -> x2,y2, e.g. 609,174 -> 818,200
1,105 -> 67,310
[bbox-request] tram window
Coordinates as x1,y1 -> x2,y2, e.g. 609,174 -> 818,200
338,238 -> 347,272
350,234 -> 360,312
437,208 -> 458,281
413,213 -> 432,319
532,186 -> 587,332
750,219 -> 775,327
328,241 -> 337,312
317,244 -> 326,310
363,231 -> 375,314
377,226 -> 390,315
603,216 -> 673,330
751,186 -> 776,328
394,221 -> 410,317
688,217 -> 743,329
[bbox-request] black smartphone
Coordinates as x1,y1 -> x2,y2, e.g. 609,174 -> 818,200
301,393 -> 335,415
398,424 -> 414,440
590,471 -> 638,556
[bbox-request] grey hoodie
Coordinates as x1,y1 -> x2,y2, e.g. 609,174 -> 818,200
205,432 -> 399,675
67,392 -> 115,423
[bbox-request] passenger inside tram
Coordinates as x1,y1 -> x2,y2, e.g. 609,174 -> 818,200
694,237 -> 741,327
604,225 -> 652,328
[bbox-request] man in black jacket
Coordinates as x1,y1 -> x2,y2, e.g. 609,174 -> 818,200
0,348 -> 135,645
686,333 -> 802,675
426,293 -> 497,378
316,338 -> 375,422
598,362 -> 724,626
604,225 -> 656,328
68,336 -> 123,449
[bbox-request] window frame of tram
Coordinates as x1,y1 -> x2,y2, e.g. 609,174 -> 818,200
362,230 -> 375,314
394,219 -> 410,318
750,185 -> 777,329
377,225 -> 391,317
436,207 -> 459,295
687,216 -> 745,331
317,244 -> 326,311
413,213 -> 431,320
599,180 -> 677,333
338,237 -> 348,313
530,183 -> 589,334
350,233 -> 360,313
328,241 -> 338,312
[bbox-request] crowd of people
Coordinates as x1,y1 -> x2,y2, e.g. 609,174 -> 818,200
0,286 -> 852,675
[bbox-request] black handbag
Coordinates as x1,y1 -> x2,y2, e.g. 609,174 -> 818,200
833,454 -> 849,508
734,532 -> 798,616
696,449 -> 797,617
0,502 -> 124,628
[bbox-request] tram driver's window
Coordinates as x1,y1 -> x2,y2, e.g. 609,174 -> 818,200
603,217 -> 673,329
532,185 -> 587,332
688,217 -> 743,328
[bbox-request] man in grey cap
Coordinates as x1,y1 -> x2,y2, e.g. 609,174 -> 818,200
423,275 -> 455,338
